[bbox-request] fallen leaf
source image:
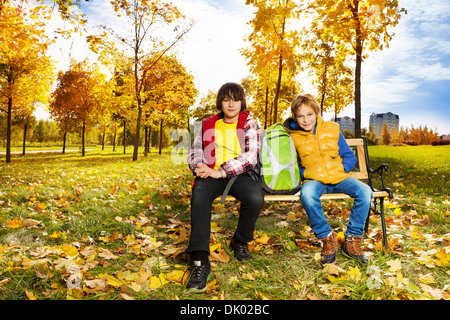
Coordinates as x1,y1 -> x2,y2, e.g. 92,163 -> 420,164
98,248 -> 118,260
25,290 -> 37,300
165,269 -> 188,284
6,217 -> 23,229
347,266 -> 362,282
386,259 -> 402,272
419,273 -> 436,284
323,263 -> 341,276
210,249 -> 230,263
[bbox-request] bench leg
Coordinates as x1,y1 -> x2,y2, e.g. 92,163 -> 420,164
366,197 -> 388,250
379,198 -> 388,249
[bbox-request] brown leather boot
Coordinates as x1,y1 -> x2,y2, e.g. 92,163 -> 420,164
320,233 -> 337,264
342,235 -> 369,264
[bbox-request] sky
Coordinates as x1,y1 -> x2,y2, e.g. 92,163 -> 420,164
39,0 -> 450,135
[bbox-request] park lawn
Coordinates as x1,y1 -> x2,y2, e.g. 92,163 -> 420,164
0,145 -> 449,300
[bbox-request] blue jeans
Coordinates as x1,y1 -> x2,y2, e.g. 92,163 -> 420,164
300,177 -> 373,239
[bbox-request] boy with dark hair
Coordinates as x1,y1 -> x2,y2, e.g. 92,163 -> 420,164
186,82 -> 264,292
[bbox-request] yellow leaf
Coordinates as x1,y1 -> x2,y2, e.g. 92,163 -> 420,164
210,250 -> 230,263
50,231 -> 62,239
255,234 -> 270,245
386,259 -> 402,272
210,222 -> 220,232
148,274 -> 167,290
256,290 -> 271,300
165,269 -> 188,284
60,244 -> 78,258
6,217 -> 23,229
36,202 -> 46,211
105,275 -> 123,287
209,243 -> 221,252
384,201 -> 397,209
419,273 -> 436,284
394,208 -> 402,217
436,248 -> 450,266
242,272 -> 256,281
117,270 -> 137,282
25,290 -> 37,300
207,279 -> 219,293
336,231 -> 345,242
347,266 -> 362,282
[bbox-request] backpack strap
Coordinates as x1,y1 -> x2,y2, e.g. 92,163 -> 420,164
220,176 -> 238,203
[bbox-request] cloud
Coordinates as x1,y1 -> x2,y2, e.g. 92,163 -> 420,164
358,0 -> 450,133
174,0 -> 254,97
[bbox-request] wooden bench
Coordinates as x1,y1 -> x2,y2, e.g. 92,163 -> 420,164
219,137 -> 393,248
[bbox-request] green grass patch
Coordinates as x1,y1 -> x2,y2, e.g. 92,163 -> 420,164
0,145 -> 449,300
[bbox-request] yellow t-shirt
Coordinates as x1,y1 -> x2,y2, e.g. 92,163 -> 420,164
214,119 -> 241,170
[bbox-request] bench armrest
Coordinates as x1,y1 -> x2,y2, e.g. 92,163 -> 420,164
368,163 -> 393,198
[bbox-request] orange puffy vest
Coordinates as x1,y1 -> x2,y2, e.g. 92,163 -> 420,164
286,117 -> 349,184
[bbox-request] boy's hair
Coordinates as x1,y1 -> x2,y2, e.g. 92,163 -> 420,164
290,93 -> 320,118
216,82 -> 247,115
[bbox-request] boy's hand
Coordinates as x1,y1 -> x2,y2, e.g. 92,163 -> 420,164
195,163 -> 223,179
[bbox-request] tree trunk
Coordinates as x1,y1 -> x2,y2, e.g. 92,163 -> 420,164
273,54 -> 283,124
272,11 -> 287,125
353,0 -> 363,138
82,121 -> 86,157
123,120 -> 126,154
144,126 -> 148,156
22,122 -> 27,156
159,119 -> 163,155
102,127 -> 106,151
62,131 -> 67,154
133,103 -> 142,161
112,125 -> 116,152
147,125 -> 152,153
6,97 -> 12,163
264,87 -> 268,129
320,64 -> 328,116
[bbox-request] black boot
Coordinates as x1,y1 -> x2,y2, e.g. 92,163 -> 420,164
230,236 -> 251,261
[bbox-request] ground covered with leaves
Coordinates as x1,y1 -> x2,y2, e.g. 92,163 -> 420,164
0,145 -> 449,300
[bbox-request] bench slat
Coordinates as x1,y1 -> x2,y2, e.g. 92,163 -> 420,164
221,190 -> 390,202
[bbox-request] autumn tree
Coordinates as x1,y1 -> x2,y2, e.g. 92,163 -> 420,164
362,124 -> 378,145
141,54 -> 197,155
191,90 -> 217,124
49,59 -> 108,156
243,0 -> 303,124
0,2 -> 54,163
381,122 -> 391,145
309,0 -> 406,137
241,74 -> 299,128
87,0 -> 193,161
300,26 -> 354,117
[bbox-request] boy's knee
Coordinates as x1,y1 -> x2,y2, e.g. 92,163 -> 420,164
300,184 -> 320,203
243,189 -> 264,207
358,183 -> 373,201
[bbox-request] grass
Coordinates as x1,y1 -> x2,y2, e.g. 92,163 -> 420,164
0,145 -> 449,300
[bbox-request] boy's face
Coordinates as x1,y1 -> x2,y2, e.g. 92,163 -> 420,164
295,104 -> 317,133
221,95 -> 242,123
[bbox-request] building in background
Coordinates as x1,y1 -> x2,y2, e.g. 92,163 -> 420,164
334,116 -> 355,132
369,112 -> 399,137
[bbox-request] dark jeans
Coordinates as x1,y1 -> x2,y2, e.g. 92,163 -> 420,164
187,175 -> 264,254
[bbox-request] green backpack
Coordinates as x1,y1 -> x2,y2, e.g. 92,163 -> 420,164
257,123 -> 302,195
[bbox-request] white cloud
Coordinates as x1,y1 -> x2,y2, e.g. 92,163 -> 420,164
174,0 -> 254,98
